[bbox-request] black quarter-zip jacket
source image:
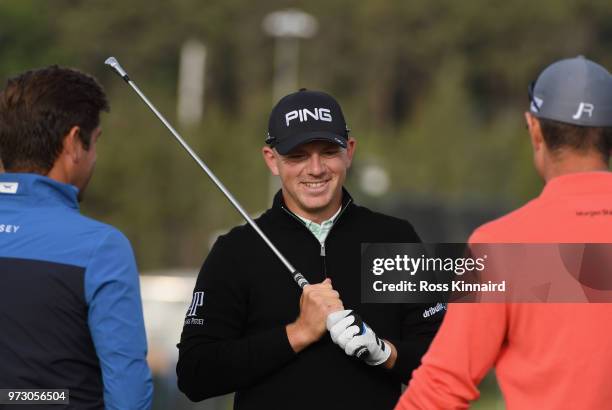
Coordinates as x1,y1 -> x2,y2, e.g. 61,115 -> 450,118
177,190 -> 443,410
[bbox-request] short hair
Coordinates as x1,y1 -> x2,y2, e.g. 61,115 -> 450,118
0,65 -> 110,173
538,118 -> 612,162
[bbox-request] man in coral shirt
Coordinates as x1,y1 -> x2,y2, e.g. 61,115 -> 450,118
395,56 -> 612,410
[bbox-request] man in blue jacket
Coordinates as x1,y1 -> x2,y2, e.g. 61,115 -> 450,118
0,66 -> 153,409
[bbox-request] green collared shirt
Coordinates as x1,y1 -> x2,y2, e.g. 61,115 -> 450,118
297,207 -> 342,244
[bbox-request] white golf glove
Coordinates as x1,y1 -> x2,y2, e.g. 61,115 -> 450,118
326,309 -> 391,366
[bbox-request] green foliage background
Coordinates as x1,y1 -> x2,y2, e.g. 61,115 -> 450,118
2,0 -> 611,271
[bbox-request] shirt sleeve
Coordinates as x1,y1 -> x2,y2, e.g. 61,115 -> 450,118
380,222 -> 443,383
394,303 -> 508,410
176,234 -> 296,402
84,228 -> 153,410
387,302 -> 445,384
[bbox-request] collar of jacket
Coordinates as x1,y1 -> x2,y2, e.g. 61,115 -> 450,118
271,187 -> 354,230
0,172 -> 80,210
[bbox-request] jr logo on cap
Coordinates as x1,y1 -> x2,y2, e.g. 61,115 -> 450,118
285,108 -> 332,127
572,102 -> 595,120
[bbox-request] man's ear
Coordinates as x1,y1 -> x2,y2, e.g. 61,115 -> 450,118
63,126 -> 82,163
345,137 -> 357,168
524,112 -> 544,152
262,146 -> 280,176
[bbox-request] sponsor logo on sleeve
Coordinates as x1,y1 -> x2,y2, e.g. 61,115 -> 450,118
184,291 -> 205,325
422,302 -> 447,318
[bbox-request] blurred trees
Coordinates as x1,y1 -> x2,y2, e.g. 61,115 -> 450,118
1,0 -> 611,269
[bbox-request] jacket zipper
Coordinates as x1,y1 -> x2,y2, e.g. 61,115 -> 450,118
281,198 -> 353,280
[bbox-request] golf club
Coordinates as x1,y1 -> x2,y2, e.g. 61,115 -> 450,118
104,56 -> 369,359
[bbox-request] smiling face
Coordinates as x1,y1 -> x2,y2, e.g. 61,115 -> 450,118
262,138 -> 356,223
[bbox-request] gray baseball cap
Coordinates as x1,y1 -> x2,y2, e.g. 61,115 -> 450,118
528,56 -> 612,127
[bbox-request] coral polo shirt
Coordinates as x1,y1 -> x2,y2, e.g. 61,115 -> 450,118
396,172 -> 612,410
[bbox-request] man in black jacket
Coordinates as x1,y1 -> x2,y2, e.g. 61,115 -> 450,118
177,89 -> 443,409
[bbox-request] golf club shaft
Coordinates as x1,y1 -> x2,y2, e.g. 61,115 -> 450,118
104,57 -> 368,359
104,56 -> 309,289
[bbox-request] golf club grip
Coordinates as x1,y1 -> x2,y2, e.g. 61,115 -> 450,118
292,271 -> 310,288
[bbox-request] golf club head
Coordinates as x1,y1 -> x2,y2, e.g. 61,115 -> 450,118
104,56 -> 129,81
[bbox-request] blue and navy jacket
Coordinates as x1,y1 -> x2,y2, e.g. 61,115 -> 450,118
0,173 -> 153,409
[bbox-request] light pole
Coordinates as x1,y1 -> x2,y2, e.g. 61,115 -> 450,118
177,39 -> 207,127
